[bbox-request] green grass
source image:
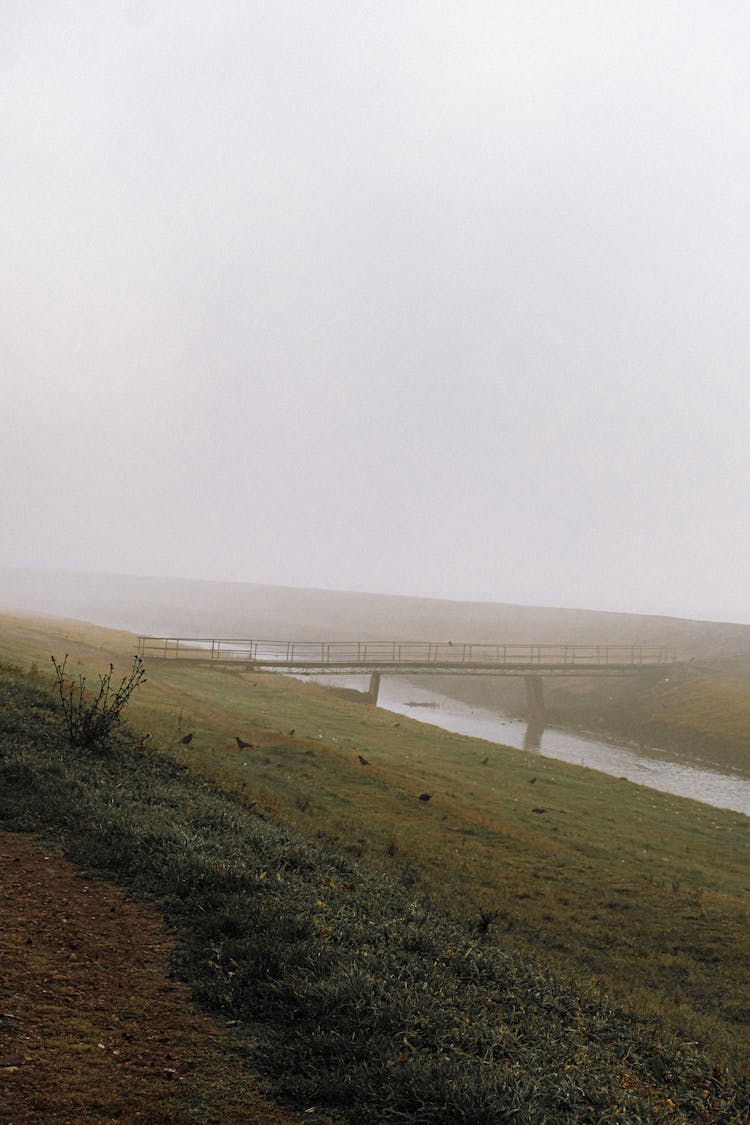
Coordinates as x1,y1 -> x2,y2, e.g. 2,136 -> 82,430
0,614 -> 749,1115
117,660 -> 750,1069
1,667 -> 749,1123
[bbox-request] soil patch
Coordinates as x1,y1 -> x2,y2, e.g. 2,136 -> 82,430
0,831 -> 305,1123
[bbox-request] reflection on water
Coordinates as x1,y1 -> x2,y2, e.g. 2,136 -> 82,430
523,720 -> 544,752
304,674 -> 750,817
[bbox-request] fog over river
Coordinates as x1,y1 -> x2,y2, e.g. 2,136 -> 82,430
309,675 -> 750,818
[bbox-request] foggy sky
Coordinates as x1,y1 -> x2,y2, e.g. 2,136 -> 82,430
3,2 -> 750,623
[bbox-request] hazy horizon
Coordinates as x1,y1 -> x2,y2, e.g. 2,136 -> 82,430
5,563 -> 750,632
4,4 -> 750,624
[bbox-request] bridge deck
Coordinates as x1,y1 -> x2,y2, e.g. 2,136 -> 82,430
136,637 -> 679,675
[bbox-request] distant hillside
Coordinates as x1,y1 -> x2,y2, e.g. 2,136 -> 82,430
2,567 -> 750,660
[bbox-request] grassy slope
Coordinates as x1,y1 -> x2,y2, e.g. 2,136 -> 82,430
1,612 -> 748,1080
149,666 -> 750,1062
2,672 -> 749,1122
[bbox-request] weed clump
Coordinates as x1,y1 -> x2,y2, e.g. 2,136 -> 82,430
50,654 -> 146,750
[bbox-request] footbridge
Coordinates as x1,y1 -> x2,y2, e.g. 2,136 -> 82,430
136,637 -> 680,721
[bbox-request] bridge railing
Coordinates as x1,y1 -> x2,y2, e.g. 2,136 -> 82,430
136,636 -> 678,668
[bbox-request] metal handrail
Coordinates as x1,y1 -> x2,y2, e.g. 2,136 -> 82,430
136,636 -> 678,668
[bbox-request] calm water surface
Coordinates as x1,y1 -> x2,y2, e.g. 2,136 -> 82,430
309,675 -> 750,817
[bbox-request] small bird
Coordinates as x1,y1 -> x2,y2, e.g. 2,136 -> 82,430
358,755 -> 369,766
393,722 -> 400,727
418,793 -> 431,803
532,807 -> 547,814
480,756 -> 488,765
179,733 -> 194,745
528,777 -> 537,784
288,728 -> 296,736
138,732 -> 152,749
236,736 -> 254,750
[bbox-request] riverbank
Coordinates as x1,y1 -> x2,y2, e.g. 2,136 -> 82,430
423,661 -> 750,776
372,676 -> 750,816
1,660 -> 748,1122
0,611 -> 748,1082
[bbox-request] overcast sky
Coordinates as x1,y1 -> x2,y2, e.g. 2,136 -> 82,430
3,1 -> 750,623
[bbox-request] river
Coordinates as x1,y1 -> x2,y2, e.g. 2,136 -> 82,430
307,674 -> 750,817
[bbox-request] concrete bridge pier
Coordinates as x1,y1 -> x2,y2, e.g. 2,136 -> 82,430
524,675 -> 545,725
367,671 -> 381,705
523,720 -> 544,751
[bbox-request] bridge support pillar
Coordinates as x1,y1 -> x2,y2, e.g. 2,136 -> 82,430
524,675 -> 545,724
367,671 -> 381,705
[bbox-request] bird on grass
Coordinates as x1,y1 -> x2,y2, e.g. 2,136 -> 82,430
418,793 -> 431,803
358,755 -> 370,766
288,728 -> 296,736
236,736 -> 254,750
179,733 -> 194,745
138,733 -> 152,750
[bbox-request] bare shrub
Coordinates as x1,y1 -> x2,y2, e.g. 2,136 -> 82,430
51,654 -> 146,750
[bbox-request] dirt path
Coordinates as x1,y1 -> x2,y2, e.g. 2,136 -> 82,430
0,831 -> 308,1123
